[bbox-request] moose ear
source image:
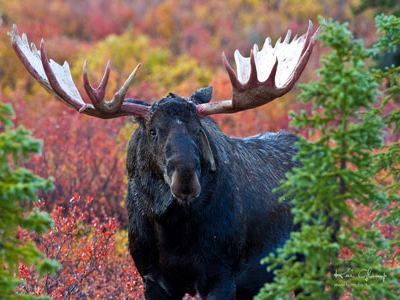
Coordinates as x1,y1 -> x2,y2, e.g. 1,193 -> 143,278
167,92 -> 179,98
199,129 -> 216,171
190,86 -> 213,104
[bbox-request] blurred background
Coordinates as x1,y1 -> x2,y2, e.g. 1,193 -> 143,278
1,0 -> 399,298
0,0 -> 387,222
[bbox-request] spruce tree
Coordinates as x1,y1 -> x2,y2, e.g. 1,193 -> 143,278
256,16 -> 400,300
373,13 -> 400,270
0,101 -> 59,299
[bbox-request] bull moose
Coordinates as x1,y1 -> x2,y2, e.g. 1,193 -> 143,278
9,22 -> 320,299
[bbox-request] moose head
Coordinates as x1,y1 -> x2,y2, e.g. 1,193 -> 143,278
9,22 -> 320,203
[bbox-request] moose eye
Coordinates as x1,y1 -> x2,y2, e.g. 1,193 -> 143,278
149,128 -> 157,136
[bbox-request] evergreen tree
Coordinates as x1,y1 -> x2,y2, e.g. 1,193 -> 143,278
354,0 -> 400,19
256,16 -> 400,300
373,12 -> 400,265
354,1 -> 400,72
0,101 -> 59,299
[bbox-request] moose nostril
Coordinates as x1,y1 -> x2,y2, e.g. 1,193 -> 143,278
170,170 -> 201,201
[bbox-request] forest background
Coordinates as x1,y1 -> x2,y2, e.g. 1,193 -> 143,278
0,0 -> 399,299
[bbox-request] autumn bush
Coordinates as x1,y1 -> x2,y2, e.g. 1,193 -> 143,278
11,93 -> 129,224
17,194 -> 144,299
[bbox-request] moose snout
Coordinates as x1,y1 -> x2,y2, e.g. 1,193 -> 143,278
165,133 -> 201,202
169,167 -> 201,202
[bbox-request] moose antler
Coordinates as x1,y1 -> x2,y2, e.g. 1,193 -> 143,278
197,21 -> 320,116
9,23 -> 319,119
8,25 -> 150,119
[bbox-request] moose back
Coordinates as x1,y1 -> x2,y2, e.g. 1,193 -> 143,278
10,22 -> 320,299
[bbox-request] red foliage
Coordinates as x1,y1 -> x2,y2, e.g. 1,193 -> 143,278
18,194 -> 144,299
340,201 -> 400,268
339,247 -> 355,260
77,0 -> 137,40
8,92 -> 129,225
3,0 -> 137,42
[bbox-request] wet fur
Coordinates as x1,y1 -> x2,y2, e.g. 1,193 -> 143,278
126,98 -> 300,299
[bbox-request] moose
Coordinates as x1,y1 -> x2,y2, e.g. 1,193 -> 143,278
10,22 -> 319,299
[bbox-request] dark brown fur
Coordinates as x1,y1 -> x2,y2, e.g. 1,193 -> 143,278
125,91 -> 300,299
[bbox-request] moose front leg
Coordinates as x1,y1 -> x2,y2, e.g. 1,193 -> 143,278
196,271 -> 236,300
142,275 -> 185,300
128,231 -> 185,300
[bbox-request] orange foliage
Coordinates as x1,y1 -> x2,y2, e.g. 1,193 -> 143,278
18,195 -> 144,299
6,91 -> 129,224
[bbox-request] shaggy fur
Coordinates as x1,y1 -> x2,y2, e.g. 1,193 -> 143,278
125,94 -> 299,300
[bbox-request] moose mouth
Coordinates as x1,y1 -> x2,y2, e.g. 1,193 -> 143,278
170,170 -> 201,203
171,192 -> 200,204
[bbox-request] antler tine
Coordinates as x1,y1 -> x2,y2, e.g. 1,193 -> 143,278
83,60 -> 111,110
265,57 -> 279,86
83,62 -> 141,114
114,63 -> 141,107
197,21 -> 320,116
300,20 -> 314,57
222,52 -> 242,90
246,49 -> 258,88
